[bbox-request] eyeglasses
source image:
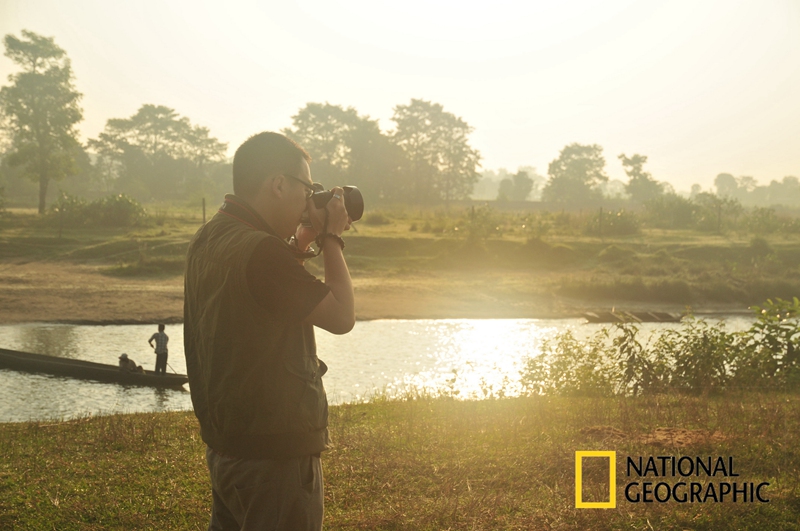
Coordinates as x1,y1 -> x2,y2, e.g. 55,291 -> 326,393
283,174 -> 320,200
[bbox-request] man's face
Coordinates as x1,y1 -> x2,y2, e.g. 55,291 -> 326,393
277,159 -> 313,237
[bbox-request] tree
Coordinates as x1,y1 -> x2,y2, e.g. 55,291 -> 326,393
283,102 -> 408,201
88,104 -> 227,201
714,173 -> 738,198
497,170 -> 535,201
619,153 -> 663,203
283,102 -> 361,185
542,143 -> 608,204
0,30 -> 83,213
391,99 -> 481,203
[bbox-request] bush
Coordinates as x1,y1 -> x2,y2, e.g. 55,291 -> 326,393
746,207 -> 782,234
92,194 -> 148,227
520,298 -> 800,396
585,209 -> 640,236
643,193 -> 695,229
364,211 -> 391,225
48,193 -> 148,228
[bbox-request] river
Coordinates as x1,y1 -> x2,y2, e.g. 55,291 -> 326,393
0,317 -> 754,422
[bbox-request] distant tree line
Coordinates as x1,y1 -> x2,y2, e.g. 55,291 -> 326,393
0,30 -> 797,216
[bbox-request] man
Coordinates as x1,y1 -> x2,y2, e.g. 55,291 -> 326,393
148,324 -> 169,375
184,131 -> 354,531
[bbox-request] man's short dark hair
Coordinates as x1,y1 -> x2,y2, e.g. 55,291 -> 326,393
233,132 -> 311,197
158,324 -> 165,332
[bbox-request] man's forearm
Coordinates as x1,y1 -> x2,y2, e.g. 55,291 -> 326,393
322,238 -> 354,319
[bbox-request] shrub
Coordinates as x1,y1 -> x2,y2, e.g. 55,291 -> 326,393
643,193 -> 695,229
585,209 -> 640,236
364,211 -> 391,225
520,299 -> 800,395
92,194 -> 148,227
48,193 -> 90,227
48,193 -> 148,228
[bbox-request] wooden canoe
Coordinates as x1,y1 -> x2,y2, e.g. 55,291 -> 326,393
0,347 -> 189,389
583,311 -> 682,323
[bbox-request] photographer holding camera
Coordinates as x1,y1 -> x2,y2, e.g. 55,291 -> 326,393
184,131 -> 356,530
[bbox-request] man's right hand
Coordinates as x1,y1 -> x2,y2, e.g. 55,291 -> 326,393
324,187 -> 349,237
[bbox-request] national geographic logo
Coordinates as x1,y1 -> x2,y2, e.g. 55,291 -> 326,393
575,451 -> 770,508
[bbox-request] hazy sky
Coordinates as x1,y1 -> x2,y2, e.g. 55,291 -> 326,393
1,0 -> 798,191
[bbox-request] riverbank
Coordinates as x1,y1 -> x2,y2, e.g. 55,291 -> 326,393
1,393 -> 798,530
0,260 -> 749,324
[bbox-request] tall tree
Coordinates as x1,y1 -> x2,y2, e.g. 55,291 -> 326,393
0,30 -> 83,213
619,153 -> 663,203
283,102 -> 407,201
88,104 -> 227,200
391,99 -> 481,203
542,143 -> 608,204
714,173 -> 738,198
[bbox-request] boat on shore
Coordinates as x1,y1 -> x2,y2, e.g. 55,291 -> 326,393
0,347 -> 189,389
582,311 -> 682,324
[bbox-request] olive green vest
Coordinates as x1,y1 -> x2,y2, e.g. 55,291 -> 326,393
184,210 -> 329,459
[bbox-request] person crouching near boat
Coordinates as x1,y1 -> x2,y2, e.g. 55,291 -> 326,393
118,353 -> 144,373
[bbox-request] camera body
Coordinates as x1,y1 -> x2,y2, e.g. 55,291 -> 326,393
310,185 -> 364,221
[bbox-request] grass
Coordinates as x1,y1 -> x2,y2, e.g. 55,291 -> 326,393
1,204 -> 799,305
1,393 -> 800,529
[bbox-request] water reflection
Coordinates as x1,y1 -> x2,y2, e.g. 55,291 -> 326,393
19,324 -> 79,358
0,317 -> 755,422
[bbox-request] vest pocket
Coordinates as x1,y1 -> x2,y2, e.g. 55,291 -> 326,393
282,352 -> 320,382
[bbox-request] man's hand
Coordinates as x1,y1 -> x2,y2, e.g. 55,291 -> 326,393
295,187 -> 351,250
302,186 -> 355,334
324,187 -> 350,236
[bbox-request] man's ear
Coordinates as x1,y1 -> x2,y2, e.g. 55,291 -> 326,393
269,175 -> 287,198
254,175 -> 282,202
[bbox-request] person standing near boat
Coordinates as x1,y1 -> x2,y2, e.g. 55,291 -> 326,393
184,132 -> 354,530
148,324 -> 169,375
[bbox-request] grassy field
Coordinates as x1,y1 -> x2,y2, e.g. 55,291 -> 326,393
0,204 -> 798,323
1,393 -> 799,530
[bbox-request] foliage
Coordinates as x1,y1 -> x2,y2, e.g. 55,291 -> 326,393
745,207 -> 783,234
363,211 -> 391,225
283,102 -> 407,202
48,192 -> 148,227
520,330 -> 616,396
643,193 -> 695,229
584,208 -> 640,236
521,298 -> 800,396
541,143 -> 608,204
714,173 -> 800,208
391,99 -> 481,203
0,30 -> 83,213
692,192 -> 743,232
619,153 -> 664,203
87,104 -> 228,201
740,298 -> 800,387
458,204 -> 501,243
496,170 -> 534,201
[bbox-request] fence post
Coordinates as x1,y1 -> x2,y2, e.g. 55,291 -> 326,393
599,206 -> 603,241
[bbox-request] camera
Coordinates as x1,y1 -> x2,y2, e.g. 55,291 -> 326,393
310,185 -> 364,221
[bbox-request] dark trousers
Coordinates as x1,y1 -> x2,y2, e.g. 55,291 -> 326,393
155,353 -> 168,375
205,446 -> 324,531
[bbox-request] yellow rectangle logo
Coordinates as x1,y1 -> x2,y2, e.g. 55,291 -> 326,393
575,451 -> 616,508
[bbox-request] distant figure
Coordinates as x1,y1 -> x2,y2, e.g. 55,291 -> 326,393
148,324 -> 169,375
118,353 -> 143,373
